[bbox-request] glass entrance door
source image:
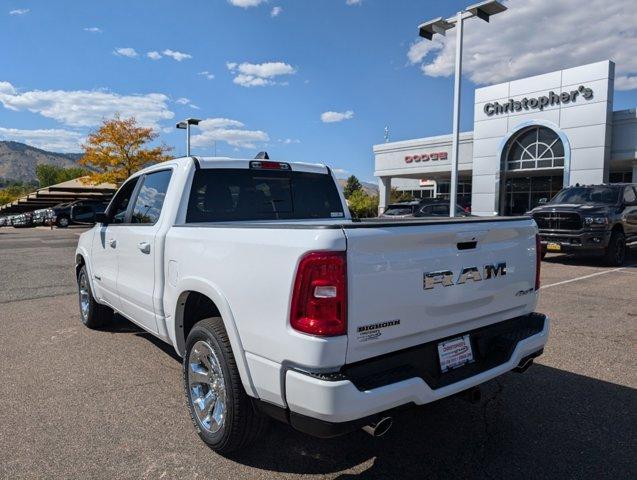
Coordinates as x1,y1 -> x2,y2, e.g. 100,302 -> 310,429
504,175 -> 563,215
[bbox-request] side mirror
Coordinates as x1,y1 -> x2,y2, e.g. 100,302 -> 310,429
538,198 -> 548,205
94,212 -> 109,224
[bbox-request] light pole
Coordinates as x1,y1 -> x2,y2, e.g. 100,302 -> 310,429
176,118 -> 201,156
418,1 -> 507,217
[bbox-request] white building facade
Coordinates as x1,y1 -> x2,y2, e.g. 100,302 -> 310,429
374,61 -> 637,216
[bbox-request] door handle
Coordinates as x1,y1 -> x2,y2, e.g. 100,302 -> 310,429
108,238 -> 117,248
138,241 -> 151,254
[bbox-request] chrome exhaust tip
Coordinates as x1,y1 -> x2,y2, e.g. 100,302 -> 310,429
362,416 -> 393,437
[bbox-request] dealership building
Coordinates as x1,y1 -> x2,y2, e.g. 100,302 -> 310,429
374,60 -> 637,216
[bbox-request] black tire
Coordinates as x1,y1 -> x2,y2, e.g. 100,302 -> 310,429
77,265 -> 113,328
541,250 -> 547,260
603,231 -> 626,266
57,216 -> 70,228
183,317 -> 268,454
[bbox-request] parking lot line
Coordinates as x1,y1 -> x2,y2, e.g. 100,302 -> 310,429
541,264 -> 636,289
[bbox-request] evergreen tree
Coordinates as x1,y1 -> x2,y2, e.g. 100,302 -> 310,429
343,175 -> 363,199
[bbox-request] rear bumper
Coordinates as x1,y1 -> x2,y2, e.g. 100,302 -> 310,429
540,230 -> 611,253
282,313 -> 549,429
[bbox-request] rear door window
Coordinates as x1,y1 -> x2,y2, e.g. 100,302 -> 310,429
186,169 -> 344,222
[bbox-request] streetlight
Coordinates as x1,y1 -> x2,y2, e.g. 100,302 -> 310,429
175,118 -> 201,156
418,0 -> 507,217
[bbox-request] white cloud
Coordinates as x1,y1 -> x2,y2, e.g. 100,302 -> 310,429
407,37 -> 443,65
114,47 -> 138,58
408,0 -> 637,91
191,117 -> 269,148
321,110 -> 354,123
227,61 -> 296,87
232,75 -> 269,87
162,49 -> 192,61
199,118 -> 245,129
228,0 -> 266,7
271,6 -> 282,17
145,50 -> 192,62
198,71 -> 215,80
0,81 -> 174,128
332,168 -> 349,177
0,82 -> 16,95
346,0 -> 362,5
83,27 -> 102,33
174,97 -> 200,109
0,127 -> 83,152
235,62 -> 296,78
9,8 -> 29,15
278,138 -> 300,145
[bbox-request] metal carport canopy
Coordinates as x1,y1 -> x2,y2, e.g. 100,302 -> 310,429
0,177 -> 116,215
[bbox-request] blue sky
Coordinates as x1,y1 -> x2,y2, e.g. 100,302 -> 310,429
1,0 -> 636,182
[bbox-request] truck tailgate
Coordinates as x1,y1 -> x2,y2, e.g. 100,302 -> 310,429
343,218 -> 539,363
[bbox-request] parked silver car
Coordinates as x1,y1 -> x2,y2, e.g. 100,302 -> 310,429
380,200 -> 471,219
379,201 -> 422,219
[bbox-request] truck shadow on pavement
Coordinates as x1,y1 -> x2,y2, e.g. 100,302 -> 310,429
107,314 -> 182,361
231,365 -> 636,479
543,248 -> 637,267
105,315 -> 636,479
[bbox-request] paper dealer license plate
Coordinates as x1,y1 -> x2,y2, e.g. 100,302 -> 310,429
437,335 -> 474,373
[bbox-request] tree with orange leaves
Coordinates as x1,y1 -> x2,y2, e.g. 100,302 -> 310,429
79,115 -> 172,185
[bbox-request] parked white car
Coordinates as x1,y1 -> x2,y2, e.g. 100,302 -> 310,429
75,156 -> 548,453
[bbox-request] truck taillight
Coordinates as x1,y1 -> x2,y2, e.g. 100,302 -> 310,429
535,234 -> 541,290
290,251 -> 347,336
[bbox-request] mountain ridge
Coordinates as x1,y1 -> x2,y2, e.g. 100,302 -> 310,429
0,141 -> 82,183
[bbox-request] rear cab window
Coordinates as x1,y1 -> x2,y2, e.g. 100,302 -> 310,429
186,168 -> 344,222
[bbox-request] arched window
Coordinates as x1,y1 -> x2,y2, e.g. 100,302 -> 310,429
506,126 -> 564,171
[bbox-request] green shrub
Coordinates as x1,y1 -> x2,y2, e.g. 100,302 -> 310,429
347,190 -> 379,218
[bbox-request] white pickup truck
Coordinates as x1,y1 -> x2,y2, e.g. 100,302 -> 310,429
75,155 -> 549,453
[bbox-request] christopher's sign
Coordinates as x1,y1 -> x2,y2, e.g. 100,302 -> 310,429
484,85 -> 594,116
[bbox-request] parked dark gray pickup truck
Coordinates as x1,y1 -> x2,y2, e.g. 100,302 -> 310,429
530,183 -> 637,266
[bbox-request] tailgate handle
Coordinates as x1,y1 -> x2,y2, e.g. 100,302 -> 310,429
457,240 -> 477,250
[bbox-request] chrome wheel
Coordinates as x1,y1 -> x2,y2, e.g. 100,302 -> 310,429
188,341 -> 227,434
79,272 -> 90,321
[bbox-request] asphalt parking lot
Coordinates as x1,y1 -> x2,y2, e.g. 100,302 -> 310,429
1,226 -> 635,479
